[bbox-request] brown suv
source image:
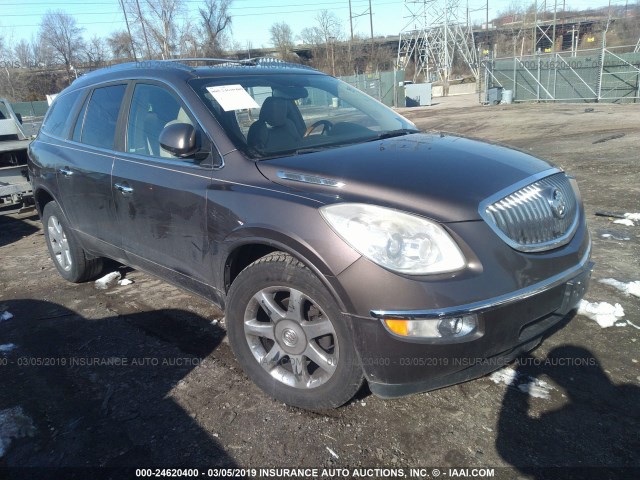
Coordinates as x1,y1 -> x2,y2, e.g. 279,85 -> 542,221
28,59 -> 592,409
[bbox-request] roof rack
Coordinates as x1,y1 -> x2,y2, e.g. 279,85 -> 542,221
163,57 -> 317,71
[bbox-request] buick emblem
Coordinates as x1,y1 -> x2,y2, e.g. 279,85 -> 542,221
282,328 -> 298,347
548,188 -> 567,219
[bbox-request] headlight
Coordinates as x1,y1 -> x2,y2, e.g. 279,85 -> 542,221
320,203 -> 466,275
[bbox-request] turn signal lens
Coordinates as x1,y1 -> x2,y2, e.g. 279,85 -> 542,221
384,319 -> 409,336
384,314 -> 478,339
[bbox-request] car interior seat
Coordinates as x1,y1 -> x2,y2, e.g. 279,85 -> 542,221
247,96 -> 302,153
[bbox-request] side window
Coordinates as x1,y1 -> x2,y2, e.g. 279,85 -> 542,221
126,83 -> 193,159
80,84 -> 126,150
41,90 -> 83,138
72,94 -> 90,143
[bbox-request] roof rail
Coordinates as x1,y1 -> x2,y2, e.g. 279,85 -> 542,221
164,57 -> 249,65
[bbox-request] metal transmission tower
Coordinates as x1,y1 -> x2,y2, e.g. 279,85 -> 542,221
397,0 -> 478,83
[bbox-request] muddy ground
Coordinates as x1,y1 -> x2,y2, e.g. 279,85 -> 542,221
1,99 -> 639,479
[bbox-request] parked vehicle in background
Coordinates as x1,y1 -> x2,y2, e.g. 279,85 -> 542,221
0,98 -> 46,209
28,59 -> 592,409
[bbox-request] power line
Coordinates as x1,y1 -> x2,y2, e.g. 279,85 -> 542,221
0,1 -> 399,26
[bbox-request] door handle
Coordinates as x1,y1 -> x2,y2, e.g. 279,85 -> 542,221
114,183 -> 134,194
59,167 -> 74,176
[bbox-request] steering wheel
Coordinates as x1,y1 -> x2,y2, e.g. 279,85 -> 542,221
304,120 -> 333,137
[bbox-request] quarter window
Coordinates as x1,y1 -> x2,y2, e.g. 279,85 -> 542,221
80,84 -> 126,150
41,90 -> 83,138
126,83 -> 193,158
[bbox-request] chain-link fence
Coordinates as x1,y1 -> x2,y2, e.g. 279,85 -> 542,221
482,45 -> 640,103
339,70 -> 407,107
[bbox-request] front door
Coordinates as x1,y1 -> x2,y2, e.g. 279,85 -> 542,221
111,82 -> 214,292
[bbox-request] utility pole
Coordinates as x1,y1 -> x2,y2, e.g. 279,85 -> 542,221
348,0 -> 354,42
533,0 -> 537,54
486,0 -> 489,32
135,0 -> 152,59
119,0 -> 138,62
369,0 -> 374,43
552,0 -> 557,52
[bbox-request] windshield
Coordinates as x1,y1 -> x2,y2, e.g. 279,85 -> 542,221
189,73 -> 418,159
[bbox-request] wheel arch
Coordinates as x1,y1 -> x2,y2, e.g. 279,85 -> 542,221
34,185 -> 59,218
222,228 -> 354,314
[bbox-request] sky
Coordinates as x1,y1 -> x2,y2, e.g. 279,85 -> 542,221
0,0 -> 626,50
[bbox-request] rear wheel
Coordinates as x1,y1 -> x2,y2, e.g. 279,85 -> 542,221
42,201 -> 103,283
226,252 -> 363,409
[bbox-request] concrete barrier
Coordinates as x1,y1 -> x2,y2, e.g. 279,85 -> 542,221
431,83 -> 477,97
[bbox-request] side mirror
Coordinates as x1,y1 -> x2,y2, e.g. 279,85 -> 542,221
159,123 -> 197,158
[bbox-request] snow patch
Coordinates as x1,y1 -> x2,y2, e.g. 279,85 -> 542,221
517,378 -> 554,399
599,278 -> 640,298
118,278 -> 133,286
0,311 -> 13,322
600,233 -> 630,241
0,407 -> 36,458
95,272 -> 122,290
613,219 -> 634,227
0,344 -> 16,353
577,300 -> 625,328
490,368 -> 519,386
624,212 -> 640,222
490,368 -> 555,399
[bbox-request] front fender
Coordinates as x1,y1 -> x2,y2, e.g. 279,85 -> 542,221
221,224 -> 361,313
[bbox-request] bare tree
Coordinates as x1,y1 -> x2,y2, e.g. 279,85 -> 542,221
85,35 -> 109,68
199,0 -> 232,57
316,10 -> 343,45
177,30 -> 200,58
31,34 -> 55,68
298,11 -> 344,73
39,10 -> 85,83
139,0 -> 185,59
107,30 -> 138,60
14,40 -> 32,68
270,22 -> 295,61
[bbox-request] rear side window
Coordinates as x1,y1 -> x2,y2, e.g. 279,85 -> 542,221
41,90 -> 83,138
80,84 -> 126,150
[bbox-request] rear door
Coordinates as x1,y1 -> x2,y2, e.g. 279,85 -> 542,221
111,81 -> 215,290
57,83 -> 128,257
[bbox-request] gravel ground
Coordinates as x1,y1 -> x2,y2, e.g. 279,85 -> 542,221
1,99 -> 639,479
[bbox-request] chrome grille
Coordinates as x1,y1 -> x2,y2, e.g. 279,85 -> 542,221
482,172 -> 579,252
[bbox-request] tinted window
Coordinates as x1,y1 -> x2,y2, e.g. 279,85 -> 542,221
41,90 -> 83,137
81,84 -> 126,150
72,94 -> 90,143
126,83 -> 193,158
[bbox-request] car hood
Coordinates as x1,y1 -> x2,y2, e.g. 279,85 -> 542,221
256,132 -> 557,222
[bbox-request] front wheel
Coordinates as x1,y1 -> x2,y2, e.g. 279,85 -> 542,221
226,252 -> 364,409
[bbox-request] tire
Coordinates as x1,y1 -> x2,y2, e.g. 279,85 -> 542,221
42,201 -> 103,283
226,252 -> 364,409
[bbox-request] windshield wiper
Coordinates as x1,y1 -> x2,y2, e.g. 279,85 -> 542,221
294,147 -> 331,155
367,128 -> 420,142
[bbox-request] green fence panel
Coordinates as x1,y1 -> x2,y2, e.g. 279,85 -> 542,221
487,50 -> 640,103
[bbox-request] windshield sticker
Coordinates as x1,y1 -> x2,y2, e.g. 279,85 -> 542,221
206,85 -> 259,111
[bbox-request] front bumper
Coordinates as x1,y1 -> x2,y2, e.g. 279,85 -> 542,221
349,256 -> 593,399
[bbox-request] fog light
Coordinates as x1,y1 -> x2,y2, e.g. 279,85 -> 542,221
384,314 -> 478,339
437,315 -> 477,337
